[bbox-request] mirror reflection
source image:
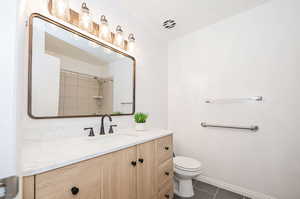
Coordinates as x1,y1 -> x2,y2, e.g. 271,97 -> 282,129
29,17 -> 135,118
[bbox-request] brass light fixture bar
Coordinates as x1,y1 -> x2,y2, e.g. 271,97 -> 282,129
48,0 -> 130,51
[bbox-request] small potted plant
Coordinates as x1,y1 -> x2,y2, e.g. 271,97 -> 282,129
134,112 -> 148,131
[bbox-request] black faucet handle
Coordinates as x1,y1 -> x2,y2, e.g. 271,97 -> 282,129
84,127 -> 95,137
109,125 -> 118,134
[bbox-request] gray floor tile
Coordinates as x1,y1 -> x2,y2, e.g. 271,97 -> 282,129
174,189 -> 213,199
174,181 -> 251,199
215,189 -> 243,199
193,180 -> 218,195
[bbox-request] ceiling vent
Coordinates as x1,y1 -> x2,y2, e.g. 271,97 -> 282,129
163,19 -> 176,29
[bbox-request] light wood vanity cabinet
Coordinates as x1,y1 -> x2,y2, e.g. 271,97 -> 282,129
137,141 -> 157,199
23,135 -> 173,199
100,146 -> 137,199
156,136 -> 174,199
35,158 -> 101,199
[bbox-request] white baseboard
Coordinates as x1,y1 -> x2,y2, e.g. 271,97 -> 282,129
195,175 -> 277,199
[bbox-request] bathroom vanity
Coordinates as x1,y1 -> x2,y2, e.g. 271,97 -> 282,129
22,131 -> 174,199
23,12 -> 174,199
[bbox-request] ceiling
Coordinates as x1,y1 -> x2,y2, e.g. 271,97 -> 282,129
115,0 -> 269,40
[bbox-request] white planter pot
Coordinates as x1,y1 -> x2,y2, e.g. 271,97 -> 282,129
135,123 -> 146,131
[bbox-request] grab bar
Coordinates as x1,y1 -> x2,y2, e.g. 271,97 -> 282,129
201,122 -> 258,132
205,96 -> 263,104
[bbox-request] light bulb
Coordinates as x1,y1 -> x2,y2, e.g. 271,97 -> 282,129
127,33 -> 135,52
79,2 -> 93,33
114,25 -> 124,47
99,15 -> 110,40
51,0 -> 70,21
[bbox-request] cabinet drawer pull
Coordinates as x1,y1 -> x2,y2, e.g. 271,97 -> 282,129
131,161 -> 137,166
164,146 -> 169,150
165,194 -> 170,198
71,186 -> 79,195
138,158 -> 144,163
165,172 -> 170,176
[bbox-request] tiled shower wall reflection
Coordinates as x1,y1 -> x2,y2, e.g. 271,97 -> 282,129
59,70 -> 113,116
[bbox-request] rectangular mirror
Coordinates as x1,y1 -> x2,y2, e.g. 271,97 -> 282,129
28,14 -> 135,119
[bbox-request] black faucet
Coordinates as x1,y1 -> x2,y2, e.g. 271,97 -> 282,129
84,127 -> 95,137
100,114 -> 112,135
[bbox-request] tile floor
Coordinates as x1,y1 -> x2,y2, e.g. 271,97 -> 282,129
174,180 -> 251,199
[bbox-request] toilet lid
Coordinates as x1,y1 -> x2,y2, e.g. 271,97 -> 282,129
174,156 -> 202,171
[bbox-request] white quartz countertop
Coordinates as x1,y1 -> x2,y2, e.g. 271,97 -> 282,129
22,129 -> 172,176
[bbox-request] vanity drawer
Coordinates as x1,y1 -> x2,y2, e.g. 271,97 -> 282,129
158,159 -> 173,190
35,158 -> 101,199
158,181 -> 173,199
157,136 -> 173,164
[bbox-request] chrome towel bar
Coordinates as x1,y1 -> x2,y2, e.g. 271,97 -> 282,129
205,96 -> 263,104
120,102 -> 133,105
201,122 -> 258,132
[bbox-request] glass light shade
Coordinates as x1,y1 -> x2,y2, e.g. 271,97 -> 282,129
79,2 -> 93,33
99,15 -> 110,41
127,33 -> 135,52
51,0 -> 70,21
114,25 -> 124,48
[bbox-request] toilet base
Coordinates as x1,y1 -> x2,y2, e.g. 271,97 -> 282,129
173,176 -> 194,198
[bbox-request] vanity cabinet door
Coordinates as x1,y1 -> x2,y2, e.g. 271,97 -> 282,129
157,136 -> 173,164
35,158 -> 101,199
137,140 -> 157,199
101,146 -> 137,199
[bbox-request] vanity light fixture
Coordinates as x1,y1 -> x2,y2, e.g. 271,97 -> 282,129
127,33 -> 135,52
48,0 -> 137,51
79,2 -> 93,33
114,25 -> 124,48
99,15 -> 110,40
51,0 -> 70,21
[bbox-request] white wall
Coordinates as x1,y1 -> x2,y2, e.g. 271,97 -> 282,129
168,0 -> 300,199
20,0 -> 168,139
0,0 -> 19,179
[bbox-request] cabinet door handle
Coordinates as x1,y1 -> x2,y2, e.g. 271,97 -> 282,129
138,158 -> 144,163
165,194 -> 170,198
164,146 -> 169,150
71,186 -> 79,195
165,172 -> 170,176
131,161 -> 137,167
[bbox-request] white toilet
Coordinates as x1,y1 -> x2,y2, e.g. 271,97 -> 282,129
173,156 -> 202,198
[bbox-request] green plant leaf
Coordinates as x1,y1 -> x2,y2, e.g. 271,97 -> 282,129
134,112 -> 148,123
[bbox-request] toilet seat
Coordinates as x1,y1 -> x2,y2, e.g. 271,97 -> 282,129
174,156 -> 202,172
